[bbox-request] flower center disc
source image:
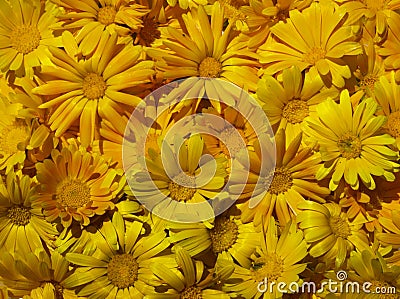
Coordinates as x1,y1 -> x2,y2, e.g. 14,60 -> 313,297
0,119 -> 29,156
97,6 -> 117,26
303,47 -> 326,65
82,73 -> 107,100
387,111 -> 400,138
180,286 -> 202,299
220,128 -> 247,157
199,57 -> 222,78
329,216 -> 351,238
337,133 -> 362,159
252,253 -> 284,282
10,25 -> 41,54
268,167 -> 293,194
168,182 -> 196,202
139,18 -> 161,46
107,253 -> 139,289
282,99 -> 309,124
210,216 -> 239,253
56,179 -> 91,209
7,205 -> 31,226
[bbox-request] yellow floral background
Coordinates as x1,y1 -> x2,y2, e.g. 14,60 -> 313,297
0,0 -> 400,298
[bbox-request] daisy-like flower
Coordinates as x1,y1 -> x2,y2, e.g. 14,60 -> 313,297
257,66 -> 339,141
353,40 -> 386,97
222,217 -> 308,299
168,207 -> 260,268
302,89 -> 399,191
344,250 -> 400,298
129,134 -> 227,222
336,0 -> 400,38
0,171 -> 58,255
35,143 -> 122,227
231,129 -> 330,227
373,73 -> 400,150
52,0 -> 149,55
206,0 -> 250,32
149,246 -> 231,298
166,0 -> 207,10
0,249 -> 81,299
201,105 -> 259,159
0,96 -> 31,174
63,214 -> 173,298
336,174 -> 400,232
241,0 -> 312,48
0,0 -> 61,78
297,201 -> 369,268
376,207 -> 400,249
33,31 -> 154,147
379,13 -> 400,82
149,2 -> 260,91
259,2 -> 363,88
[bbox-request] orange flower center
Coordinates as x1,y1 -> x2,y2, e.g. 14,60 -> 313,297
252,253 -> 284,282
180,286 -> 202,299
282,99 -> 309,124
268,167 -> 293,194
7,205 -> 31,226
97,6 -> 117,26
303,47 -> 326,65
10,25 -> 41,54
387,111 -> 400,138
139,18 -> 161,46
337,132 -> 362,159
82,73 -> 107,100
210,216 -> 239,253
329,216 -> 351,238
220,127 -> 247,157
199,57 -> 222,78
56,179 -> 91,209
0,119 -> 29,156
107,253 -> 139,288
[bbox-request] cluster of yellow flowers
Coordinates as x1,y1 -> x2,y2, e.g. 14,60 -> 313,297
1,0 -> 400,298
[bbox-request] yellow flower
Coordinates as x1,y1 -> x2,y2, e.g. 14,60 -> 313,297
297,201 -> 369,267
150,246 -> 231,298
35,144 -> 121,227
33,31 -> 154,147
0,249 -> 81,299
0,97 -> 31,174
346,250 -> 400,298
221,217 -> 308,299
242,0 -> 312,48
201,104 -> 258,159
257,65 -> 339,142
259,2 -> 363,88
373,73 -> 400,150
128,134 -> 227,222
166,0 -> 207,10
63,215 -> 173,298
232,129 -> 330,227
353,40 -> 386,97
168,207 -> 261,268
52,0 -> 149,55
0,0 -> 61,78
149,2 -> 260,91
336,174 -> 400,232
379,13 -> 400,82
376,208 -> 400,250
0,171 -> 58,255
336,0 -> 400,37
302,89 -> 399,191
